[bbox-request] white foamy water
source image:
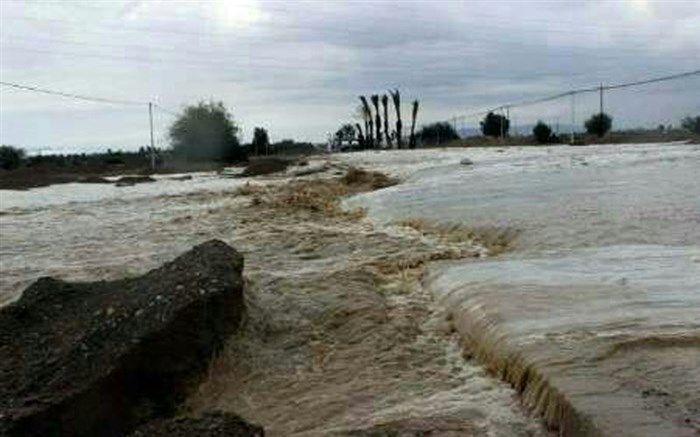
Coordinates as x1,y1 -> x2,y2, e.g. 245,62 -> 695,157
341,143 -> 700,435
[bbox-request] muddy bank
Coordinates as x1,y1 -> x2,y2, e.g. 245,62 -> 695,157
0,160 -> 223,190
0,240 -> 246,436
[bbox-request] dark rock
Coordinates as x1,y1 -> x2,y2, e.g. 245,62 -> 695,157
76,176 -> 111,184
0,240 -> 245,437
239,158 -> 292,177
114,175 -> 156,186
129,411 -> 264,437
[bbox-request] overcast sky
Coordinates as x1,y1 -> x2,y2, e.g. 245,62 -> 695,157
1,0 -> 699,153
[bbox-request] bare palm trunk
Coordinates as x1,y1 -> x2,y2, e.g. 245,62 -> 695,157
389,89 -> 402,149
359,96 -> 373,148
355,123 -> 365,149
409,100 -> 419,149
371,95 -> 381,149
382,94 -> 391,148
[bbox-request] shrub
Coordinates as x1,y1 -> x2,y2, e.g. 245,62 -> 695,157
418,122 -> 459,145
533,121 -> 557,144
584,113 -> 613,137
169,101 -> 245,162
251,127 -> 270,156
0,145 -> 25,170
681,115 -> 700,135
480,112 -> 510,137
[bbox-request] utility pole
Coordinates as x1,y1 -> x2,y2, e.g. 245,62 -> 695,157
570,92 -> 575,145
499,106 -> 505,140
599,83 -> 604,116
148,102 -> 155,171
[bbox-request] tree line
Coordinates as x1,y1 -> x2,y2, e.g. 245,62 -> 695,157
335,90 -> 420,150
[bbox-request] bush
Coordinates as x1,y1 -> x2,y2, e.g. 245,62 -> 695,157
251,127 -> 270,156
418,122 -> 459,145
480,112 -> 510,137
169,101 -> 245,162
584,113 -> 613,137
0,145 -> 25,170
681,115 -> 700,135
532,121 -> 558,144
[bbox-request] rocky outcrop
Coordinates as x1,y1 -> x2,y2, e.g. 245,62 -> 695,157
0,240 -> 245,437
129,412 -> 264,437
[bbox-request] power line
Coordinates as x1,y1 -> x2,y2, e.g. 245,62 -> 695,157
457,69 -> 700,119
0,80 -> 145,106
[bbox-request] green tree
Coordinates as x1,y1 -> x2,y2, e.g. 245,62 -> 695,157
419,122 -> 459,145
584,113 -> 613,137
0,145 -> 25,170
480,112 -> 510,137
169,101 -> 245,162
335,124 -> 356,144
681,115 -> 700,134
532,121 -> 557,144
252,127 -> 270,156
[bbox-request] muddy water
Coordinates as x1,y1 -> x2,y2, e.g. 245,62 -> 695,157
341,143 -> 700,435
0,165 -> 548,435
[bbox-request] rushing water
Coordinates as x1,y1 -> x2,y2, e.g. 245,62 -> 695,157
341,143 -> 700,435
1,144 -> 698,435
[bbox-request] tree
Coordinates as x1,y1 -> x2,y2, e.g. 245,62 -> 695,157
480,112 -> 510,137
584,113 -> 612,137
354,123 -> 366,148
389,89 -> 403,149
359,96 -> 373,148
252,127 -> 270,156
419,122 -> 459,145
532,121 -> 558,144
334,123 -> 356,146
169,101 -> 245,162
371,94 -> 381,148
409,100 -> 419,149
382,94 -> 392,148
681,115 -> 700,134
0,145 -> 25,170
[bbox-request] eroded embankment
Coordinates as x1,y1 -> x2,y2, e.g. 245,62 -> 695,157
427,272 -> 700,437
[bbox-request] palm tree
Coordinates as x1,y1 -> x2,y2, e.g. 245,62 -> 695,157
359,96 -> 373,148
371,95 -> 381,148
382,94 -> 392,148
409,99 -> 419,149
355,123 -> 365,149
389,89 -> 402,149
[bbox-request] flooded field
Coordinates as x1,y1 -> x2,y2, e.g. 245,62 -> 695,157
0,163 -> 546,435
1,143 -> 698,435
341,143 -> 700,435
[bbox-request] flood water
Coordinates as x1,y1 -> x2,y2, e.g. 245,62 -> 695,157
341,143 -> 700,435
1,143 -> 698,435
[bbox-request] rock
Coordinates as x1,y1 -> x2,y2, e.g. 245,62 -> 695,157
114,175 -> 156,187
460,158 -> 474,166
129,412 -> 264,437
76,176 -> 111,184
0,240 -> 245,437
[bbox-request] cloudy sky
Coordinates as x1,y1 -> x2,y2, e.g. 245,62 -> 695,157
1,0 -> 699,153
